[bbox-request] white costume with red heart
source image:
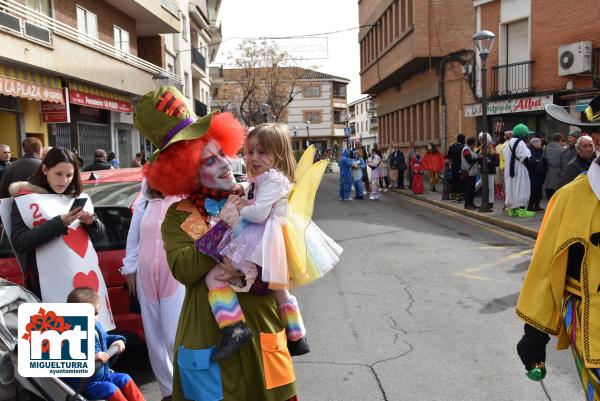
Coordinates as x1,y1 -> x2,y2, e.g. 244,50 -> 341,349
1,192 -> 114,330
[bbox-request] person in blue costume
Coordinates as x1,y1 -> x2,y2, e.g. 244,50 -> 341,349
351,150 -> 365,199
338,148 -> 354,201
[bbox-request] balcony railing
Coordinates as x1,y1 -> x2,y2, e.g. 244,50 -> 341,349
0,0 -> 181,85
192,48 -> 206,71
492,60 -> 534,97
161,0 -> 180,17
209,21 -> 222,36
209,66 -> 223,79
195,100 -> 207,117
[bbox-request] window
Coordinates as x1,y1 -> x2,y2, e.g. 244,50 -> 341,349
184,72 -> 190,96
26,0 -> 51,16
303,86 -> 321,98
114,26 -> 130,54
182,15 -> 188,41
333,84 -> 346,98
302,110 -> 322,124
166,53 -> 176,74
76,5 -> 97,41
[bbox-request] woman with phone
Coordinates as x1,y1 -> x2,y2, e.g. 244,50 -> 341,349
6,147 -> 113,328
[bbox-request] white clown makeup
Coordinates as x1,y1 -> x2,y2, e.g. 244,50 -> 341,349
198,139 -> 236,190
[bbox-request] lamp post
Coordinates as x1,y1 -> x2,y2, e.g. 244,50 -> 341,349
473,29 -> 495,213
345,112 -> 352,150
305,120 -> 311,149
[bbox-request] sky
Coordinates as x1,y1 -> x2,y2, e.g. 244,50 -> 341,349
214,0 -> 364,103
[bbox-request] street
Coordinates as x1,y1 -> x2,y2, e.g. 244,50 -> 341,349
123,174 -> 583,401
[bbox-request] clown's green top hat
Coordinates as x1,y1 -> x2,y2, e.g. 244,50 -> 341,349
134,86 -> 215,159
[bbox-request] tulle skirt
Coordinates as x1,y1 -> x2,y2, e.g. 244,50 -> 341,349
219,217 -> 342,289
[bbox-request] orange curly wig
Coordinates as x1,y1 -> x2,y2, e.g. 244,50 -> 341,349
142,112 -> 245,196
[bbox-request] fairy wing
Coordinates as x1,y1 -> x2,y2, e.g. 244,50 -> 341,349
295,145 -> 316,183
284,158 -> 328,287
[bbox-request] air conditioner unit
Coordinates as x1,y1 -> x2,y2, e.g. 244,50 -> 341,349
558,41 -> 592,76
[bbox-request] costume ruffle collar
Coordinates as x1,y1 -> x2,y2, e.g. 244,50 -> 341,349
589,157 -> 600,201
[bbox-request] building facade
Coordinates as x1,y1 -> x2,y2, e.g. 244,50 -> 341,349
359,0 -> 478,153
472,0 -> 600,138
348,95 -> 378,151
0,0 -> 182,165
359,0 -> 600,154
212,67 -> 350,154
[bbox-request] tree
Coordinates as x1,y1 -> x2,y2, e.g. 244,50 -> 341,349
215,40 -> 308,126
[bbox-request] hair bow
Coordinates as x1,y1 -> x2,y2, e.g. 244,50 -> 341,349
205,198 -> 227,216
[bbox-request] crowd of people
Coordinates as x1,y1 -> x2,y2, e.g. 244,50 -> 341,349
337,123 -> 599,218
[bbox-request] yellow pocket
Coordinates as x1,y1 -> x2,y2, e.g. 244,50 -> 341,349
259,330 -> 295,389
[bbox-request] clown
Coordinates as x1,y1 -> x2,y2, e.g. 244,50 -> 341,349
516,95 -> 600,400
502,123 -> 533,217
134,87 -> 298,401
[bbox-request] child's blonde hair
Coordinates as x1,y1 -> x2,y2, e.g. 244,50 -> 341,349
247,123 -> 296,182
67,287 -> 100,305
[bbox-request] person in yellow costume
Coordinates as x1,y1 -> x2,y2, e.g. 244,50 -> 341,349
516,95 -> 600,400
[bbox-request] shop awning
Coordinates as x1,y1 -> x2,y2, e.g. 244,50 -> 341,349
0,65 -> 64,103
68,81 -> 133,113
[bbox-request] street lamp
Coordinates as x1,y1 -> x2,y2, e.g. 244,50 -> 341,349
305,120 -> 311,149
345,112 -> 352,150
473,29 -> 495,213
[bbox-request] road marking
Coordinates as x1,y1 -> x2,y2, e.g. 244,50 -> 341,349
388,191 -> 535,246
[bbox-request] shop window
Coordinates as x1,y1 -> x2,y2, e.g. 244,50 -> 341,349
114,25 -> 130,54
76,5 -> 97,43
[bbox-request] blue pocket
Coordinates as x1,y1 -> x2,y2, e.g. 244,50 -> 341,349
178,346 -> 223,401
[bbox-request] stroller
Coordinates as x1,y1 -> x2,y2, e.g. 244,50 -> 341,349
0,280 -> 119,401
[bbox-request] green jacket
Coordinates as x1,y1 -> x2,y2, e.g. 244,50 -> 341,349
162,200 -> 297,401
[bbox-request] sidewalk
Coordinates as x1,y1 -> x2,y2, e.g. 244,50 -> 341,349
389,186 -> 545,239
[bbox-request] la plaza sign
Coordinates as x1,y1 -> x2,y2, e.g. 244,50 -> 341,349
465,95 -> 553,117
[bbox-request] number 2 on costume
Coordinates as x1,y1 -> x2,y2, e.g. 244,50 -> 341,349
30,203 -> 47,227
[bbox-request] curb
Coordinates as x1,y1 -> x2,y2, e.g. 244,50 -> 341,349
391,189 -> 539,240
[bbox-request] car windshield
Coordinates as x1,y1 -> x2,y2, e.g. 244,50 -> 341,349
84,181 -> 141,207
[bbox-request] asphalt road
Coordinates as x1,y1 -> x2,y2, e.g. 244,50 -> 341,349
122,174 -> 583,401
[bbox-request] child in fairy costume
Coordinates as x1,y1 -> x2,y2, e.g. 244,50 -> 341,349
199,123 -> 343,361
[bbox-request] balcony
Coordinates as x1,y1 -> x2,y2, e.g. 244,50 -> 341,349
195,99 -> 208,116
208,21 -> 222,62
492,60 -> 534,98
192,48 -> 206,71
0,0 -> 180,94
103,0 -> 181,34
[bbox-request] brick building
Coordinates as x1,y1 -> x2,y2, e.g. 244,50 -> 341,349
359,0 -> 600,154
0,0 -> 180,165
473,0 -> 600,138
358,0 -> 478,153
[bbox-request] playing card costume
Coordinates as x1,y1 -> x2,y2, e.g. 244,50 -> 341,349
1,181 -> 114,330
135,86 -> 304,401
516,95 -> 600,399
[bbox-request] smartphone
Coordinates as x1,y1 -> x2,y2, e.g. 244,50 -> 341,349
69,197 -> 88,212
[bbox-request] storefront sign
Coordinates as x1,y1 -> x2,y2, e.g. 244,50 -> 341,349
42,88 -> 70,123
464,95 -> 554,117
69,90 -> 132,113
0,76 -> 63,103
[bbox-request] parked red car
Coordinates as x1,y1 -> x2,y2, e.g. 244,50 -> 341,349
0,168 -> 145,342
